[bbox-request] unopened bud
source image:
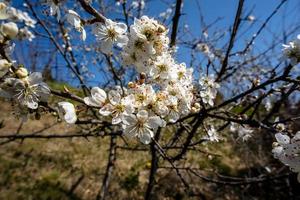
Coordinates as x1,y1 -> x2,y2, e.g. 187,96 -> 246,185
0,59 -> 11,69
157,25 -> 166,33
0,3 -> 9,20
276,123 -> 285,131
272,142 -> 279,148
191,107 -> 198,113
140,72 -> 146,80
194,102 -> 201,109
128,81 -> 135,88
1,22 -> 19,39
145,161 -> 151,169
15,67 -> 28,79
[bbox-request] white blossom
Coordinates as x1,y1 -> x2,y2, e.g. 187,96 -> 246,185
93,19 -> 128,54
44,0 -> 61,21
247,15 -> 255,22
199,75 -> 219,106
122,110 -> 164,144
230,122 -> 253,141
66,10 -> 86,41
203,126 -> 220,142
131,0 -> 145,10
100,89 -> 134,124
196,43 -> 215,60
159,8 -> 172,20
84,87 -> 107,107
0,71 -> 50,109
282,35 -> 300,65
58,102 -> 77,124
18,27 -> 35,41
273,132 -> 300,182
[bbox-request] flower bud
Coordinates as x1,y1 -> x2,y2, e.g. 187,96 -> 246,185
276,123 -> 285,131
0,3 -> 9,20
191,107 -> 198,113
0,59 -> 11,76
145,161 -> 151,169
140,72 -> 146,80
128,81 -> 135,88
15,67 -> 28,79
157,25 -> 166,33
272,142 -> 279,148
194,102 -> 201,109
0,59 -> 11,68
1,22 -> 19,39
0,3 -> 6,10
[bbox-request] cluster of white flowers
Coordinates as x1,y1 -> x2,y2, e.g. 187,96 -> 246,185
66,15 -> 218,144
0,3 -> 46,116
0,12 -> 221,144
198,75 -> 219,106
0,2 -> 36,41
282,35 -> 300,65
272,132 -> 300,182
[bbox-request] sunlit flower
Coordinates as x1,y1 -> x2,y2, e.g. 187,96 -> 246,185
0,71 -> 50,109
282,35 -> 300,65
272,132 -> 300,182
58,102 -> 77,124
45,0 -> 61,21
122,110 -> 164,144
199,75 -> 219,106
84,87 -> 107,107
100,89 -> 134,124
66,10 -> 86,41
93,19 -> 128,54
203,126 -> 220,142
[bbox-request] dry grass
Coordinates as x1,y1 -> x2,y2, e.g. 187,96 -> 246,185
0,100 -> 295,200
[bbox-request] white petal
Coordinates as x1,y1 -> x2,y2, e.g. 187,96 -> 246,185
81,28 -> 86,41
275,133 -> 290,145
137,110 -> 148,122
28,72 -> 43,85
124,125 -> 137,138
26,99 -> 38,109
99,104 -> 113,116
147,116 -> 163,129
112,115 -> 122,124
100,40 -> 113,54
116,35 -> 128,47
84,96 -> 101,107
108,90 -> 121,105
58,102 -> 77,124
115,22 -> 127,33
122,114 -> 137,126
139,129 -> 153,144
